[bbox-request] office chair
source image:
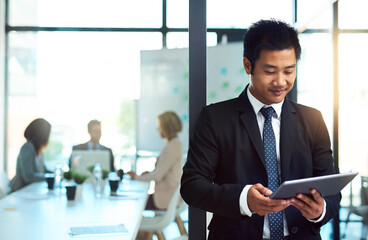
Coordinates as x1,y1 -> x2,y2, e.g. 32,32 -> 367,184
170,235 -> 187,240
153,197 -> 188,236
343,176 -> 368,240
139,187 -> 181,240
174,199 -> 188,235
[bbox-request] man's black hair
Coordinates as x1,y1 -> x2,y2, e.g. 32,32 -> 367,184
243,19 -> 301,74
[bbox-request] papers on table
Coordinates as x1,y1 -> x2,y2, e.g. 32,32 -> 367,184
69,224 -> 128,237
109,192 -> 139,200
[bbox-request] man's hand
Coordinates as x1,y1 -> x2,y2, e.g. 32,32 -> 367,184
248,183 -> 291,216
290,188 -> 324,220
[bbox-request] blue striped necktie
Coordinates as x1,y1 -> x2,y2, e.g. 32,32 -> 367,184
260,107 -> 284,240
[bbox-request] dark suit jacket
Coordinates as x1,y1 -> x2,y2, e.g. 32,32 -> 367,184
181,88 -> 341,240
69,142 -> 115,172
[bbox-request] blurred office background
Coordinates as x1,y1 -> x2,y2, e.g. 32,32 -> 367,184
1,0 -> 368,239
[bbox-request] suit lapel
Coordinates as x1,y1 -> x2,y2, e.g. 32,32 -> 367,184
280,99 -> 297,181
237,89 -> 266,167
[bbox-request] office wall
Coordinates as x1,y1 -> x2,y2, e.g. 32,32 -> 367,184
138,43 -> 249,154
0,0 -> 6,171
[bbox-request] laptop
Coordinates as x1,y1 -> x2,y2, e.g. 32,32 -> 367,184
70,150 -> 110,176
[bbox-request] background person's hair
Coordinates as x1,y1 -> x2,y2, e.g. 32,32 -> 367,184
24,118 -> 51,155
243,19 -> 301,74
88,119 -> 101,132
158,111 -> 182,141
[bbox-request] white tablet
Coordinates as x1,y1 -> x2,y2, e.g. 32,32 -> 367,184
270,172 -> 358,199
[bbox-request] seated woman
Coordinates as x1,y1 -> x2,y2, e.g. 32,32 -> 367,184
9,118 -> 52,192
128,111 -> 183,210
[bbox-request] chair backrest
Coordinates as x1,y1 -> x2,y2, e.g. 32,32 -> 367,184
161,187 -> 181,227
176,198 -> 188,217
140,187 -> 181,232
0,171 -> 10,199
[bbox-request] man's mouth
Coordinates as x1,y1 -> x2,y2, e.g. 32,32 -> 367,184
270,89 -> 285,96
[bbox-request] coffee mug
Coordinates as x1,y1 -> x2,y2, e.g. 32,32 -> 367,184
66,184 -> 77,201
44,173 -> 55,190
109,179 -> 119,193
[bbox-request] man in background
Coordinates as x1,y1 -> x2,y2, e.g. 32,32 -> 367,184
69,120 -> 115,171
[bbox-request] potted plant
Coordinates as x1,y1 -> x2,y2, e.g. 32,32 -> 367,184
102,169 -> 110,180
73,172 -> 89,200
63,169 -> 76,184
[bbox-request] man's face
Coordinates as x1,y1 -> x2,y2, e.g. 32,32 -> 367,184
244,48 -> 297,105
89,124 -> 101,144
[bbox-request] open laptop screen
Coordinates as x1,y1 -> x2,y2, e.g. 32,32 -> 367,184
70,150 -> 110,176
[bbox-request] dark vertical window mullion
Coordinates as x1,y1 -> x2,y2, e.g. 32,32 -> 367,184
162,0 -> 167,47
4,0 -> 9,172
188,0 -> 207,239
332,1 -> 340,240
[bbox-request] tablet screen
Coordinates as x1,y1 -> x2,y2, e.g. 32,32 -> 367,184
270,172 -> 358,199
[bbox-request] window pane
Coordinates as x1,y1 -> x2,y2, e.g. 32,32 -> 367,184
339,0 -> 368,29
339,34 -> 368,181
296,0 -> 332,30
7,31 -> 162,178
166,32 -> 217,49
167,0 -> 188,28
338,33 -> 368,239
9,0 -> 162,28
207,0 -> 293,28
297,33 -> 333,140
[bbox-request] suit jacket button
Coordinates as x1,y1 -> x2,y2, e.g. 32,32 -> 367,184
291,227 -> 298,234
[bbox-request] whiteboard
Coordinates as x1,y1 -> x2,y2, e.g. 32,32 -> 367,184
138,43 -> 250,154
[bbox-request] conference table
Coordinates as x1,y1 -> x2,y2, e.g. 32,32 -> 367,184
0,177 -> 150,240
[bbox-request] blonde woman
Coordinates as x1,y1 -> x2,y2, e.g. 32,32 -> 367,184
128,111 -> 183,210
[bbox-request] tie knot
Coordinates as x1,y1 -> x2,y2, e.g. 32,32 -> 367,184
260,107 -> 275,120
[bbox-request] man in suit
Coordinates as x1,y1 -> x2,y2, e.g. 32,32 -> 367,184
69,120 -> 115,171
180,19 -> 341,240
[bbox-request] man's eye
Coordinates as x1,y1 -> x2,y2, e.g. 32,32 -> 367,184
284,71 -> 293,75
265,71 -> 275,74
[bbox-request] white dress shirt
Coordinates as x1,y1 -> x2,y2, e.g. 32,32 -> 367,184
239,87 -> 326,238
87,141 -> 101,150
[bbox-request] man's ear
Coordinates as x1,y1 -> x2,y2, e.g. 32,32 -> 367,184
243,57 -> 252,74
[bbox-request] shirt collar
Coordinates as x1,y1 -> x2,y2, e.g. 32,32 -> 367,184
246,86 -> 283,119
88,141 -> 100,149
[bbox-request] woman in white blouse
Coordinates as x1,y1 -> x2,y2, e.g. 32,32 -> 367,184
128,111 -> 183,210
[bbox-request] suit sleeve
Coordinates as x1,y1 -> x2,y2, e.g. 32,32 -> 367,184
311,111 -> 341,226
181,108 -> 244,219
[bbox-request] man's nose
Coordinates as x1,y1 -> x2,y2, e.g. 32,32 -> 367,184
273,73 -> 287,86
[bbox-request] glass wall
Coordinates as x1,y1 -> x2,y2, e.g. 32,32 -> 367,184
297,32 -> 333,140
337,33 -> 368,239
7,30 -> 162,177
4,0 -> 368,238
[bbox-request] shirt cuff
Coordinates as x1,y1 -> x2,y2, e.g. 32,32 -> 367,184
239,185 -> 253,217
307,199 -> 327,223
